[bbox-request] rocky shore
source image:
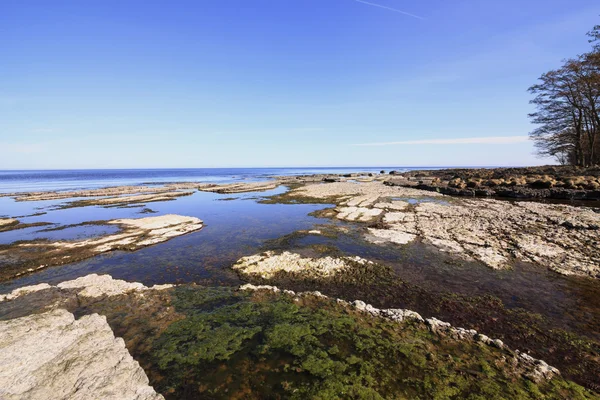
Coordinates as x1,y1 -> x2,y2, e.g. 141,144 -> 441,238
1,170 -> 600,397
1,273 -> 593,399
0,274 -> 173,400
0,214 -> 203,282
386,165 -> 600,200
273,180 -> 600,278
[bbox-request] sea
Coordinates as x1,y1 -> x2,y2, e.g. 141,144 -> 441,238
0,167 -> 443,194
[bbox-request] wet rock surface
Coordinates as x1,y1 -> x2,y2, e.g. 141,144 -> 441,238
0,218 -> 51,233
63,191 -> 195,208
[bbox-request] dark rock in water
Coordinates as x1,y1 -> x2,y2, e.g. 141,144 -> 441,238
322,177 -> 340,183
530,179 -> 554,189
380,170 -> 385,174
475,189 -> 495,197
389,170 -> 399,175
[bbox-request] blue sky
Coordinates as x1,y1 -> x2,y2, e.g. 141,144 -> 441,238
1,0 -> 598,169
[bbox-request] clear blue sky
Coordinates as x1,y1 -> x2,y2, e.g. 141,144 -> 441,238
1,0 -> 598,169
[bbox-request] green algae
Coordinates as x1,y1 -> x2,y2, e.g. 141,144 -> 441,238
150,287 -> 596,400
251,256 -> 600,393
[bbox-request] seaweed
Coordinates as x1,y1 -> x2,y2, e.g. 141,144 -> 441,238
148,287 -> 596,399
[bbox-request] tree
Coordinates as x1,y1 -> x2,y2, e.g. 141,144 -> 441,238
528,22 -> 600,166
589,24 -> 600,50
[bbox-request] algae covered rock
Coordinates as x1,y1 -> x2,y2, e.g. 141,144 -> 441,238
147,286 -> 595,399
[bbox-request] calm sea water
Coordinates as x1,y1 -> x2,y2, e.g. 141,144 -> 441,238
0,167 -> 440,193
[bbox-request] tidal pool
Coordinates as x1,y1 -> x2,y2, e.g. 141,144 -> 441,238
0,187 -> 334,291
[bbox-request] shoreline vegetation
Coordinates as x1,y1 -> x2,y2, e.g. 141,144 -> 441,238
1,168 -> 599,398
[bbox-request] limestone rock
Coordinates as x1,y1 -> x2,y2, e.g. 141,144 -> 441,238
0,283 -> 52,302
0,309 -> 163,400
335,206 -> 383,222
370,197 -> 600,278
367,228 -> 416,245
0,218 -> 17,227
233,251 -> 373,279
2,274 -> 173,302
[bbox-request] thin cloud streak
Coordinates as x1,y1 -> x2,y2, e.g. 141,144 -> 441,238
352,136 -> 530,146
354,0 -> 424,20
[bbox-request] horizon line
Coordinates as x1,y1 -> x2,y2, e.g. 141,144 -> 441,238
0,164 -> 556,171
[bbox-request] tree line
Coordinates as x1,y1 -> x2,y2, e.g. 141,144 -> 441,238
528,22 -> 600,166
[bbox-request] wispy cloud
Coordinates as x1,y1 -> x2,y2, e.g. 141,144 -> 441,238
354,0 -> 424,20
352,136 -> 530,146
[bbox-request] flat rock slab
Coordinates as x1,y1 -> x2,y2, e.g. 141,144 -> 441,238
0,308 -> 163,400
292,181 -> 445,200
199,181 -> 280,194
0,218 -> 17,227
8,183 -> 204,202
0,214 -> 203,282
233,251 -> 373,279
370,198 -> 600,277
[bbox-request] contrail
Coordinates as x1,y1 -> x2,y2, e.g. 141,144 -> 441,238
354,0 -> 424,20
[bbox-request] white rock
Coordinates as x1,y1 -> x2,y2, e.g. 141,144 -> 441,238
353,300 -> 367,311
0,283 -> 52,302
239,283 -> 280,292
367,228 -> 416,245
426,317 -> 452,332
0,309 -> 163,400
475,333 -> 492,344
0,218 -> 17,227
233,251 -> 372,279
336,206 -> 383,222
2,274 -> 175,302
57,274 -> 147,298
